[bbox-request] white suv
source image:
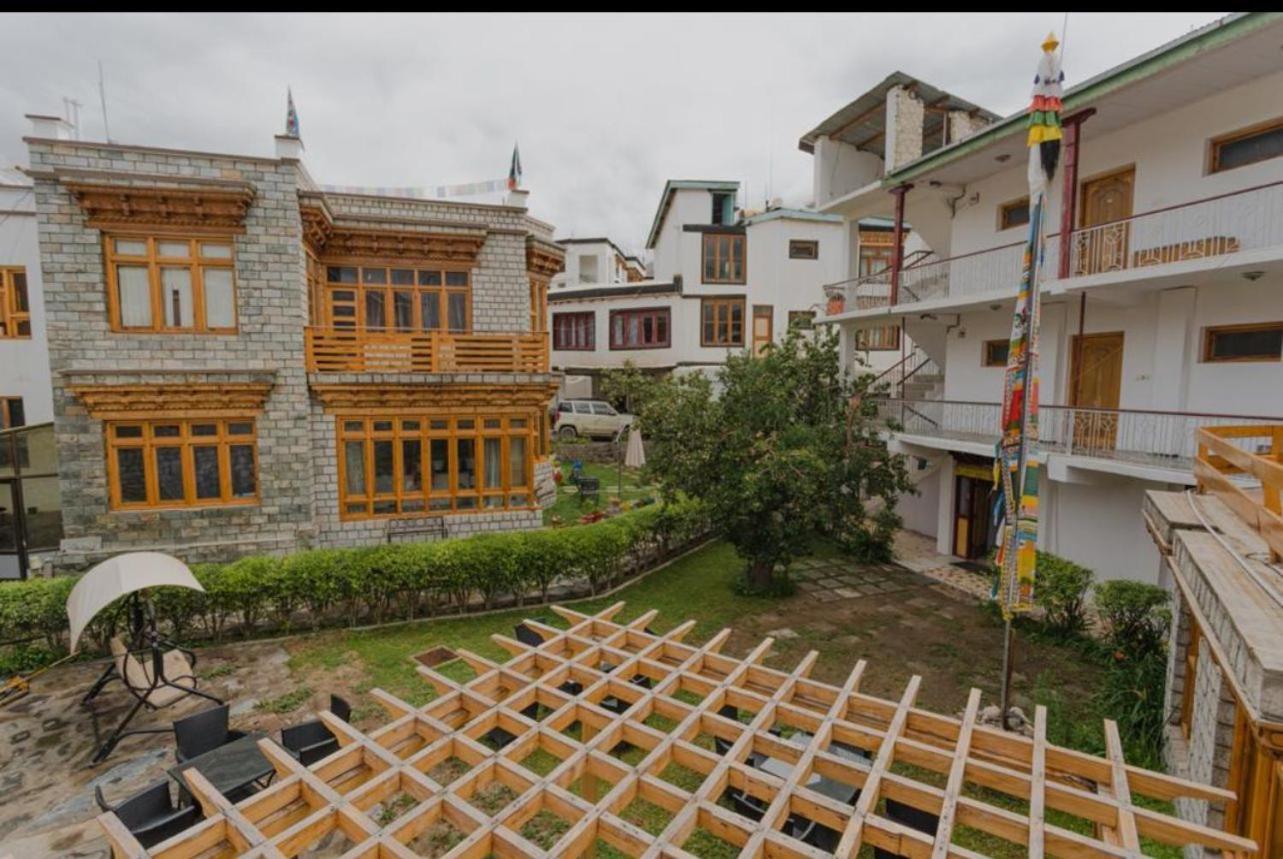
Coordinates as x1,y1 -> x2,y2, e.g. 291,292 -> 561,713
555,400 -> 633,440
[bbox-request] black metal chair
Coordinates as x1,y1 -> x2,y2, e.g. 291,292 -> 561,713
280,695 -> 352,766
577,476 -> 601,507
514,622 -> 548,648
95,781 -> 200,848
173,704 -> 246,764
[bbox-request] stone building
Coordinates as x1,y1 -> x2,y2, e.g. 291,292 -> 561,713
24,120 -> 561,567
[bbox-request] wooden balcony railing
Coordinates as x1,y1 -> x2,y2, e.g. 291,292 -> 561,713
305,328 -> 549,374
1194,425 -> 1283,562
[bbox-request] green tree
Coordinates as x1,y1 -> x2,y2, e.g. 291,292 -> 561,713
640,329 -> 910,593
598,360 -> 661,415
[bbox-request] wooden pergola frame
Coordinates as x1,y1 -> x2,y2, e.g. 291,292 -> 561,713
98,603 -> 1258,858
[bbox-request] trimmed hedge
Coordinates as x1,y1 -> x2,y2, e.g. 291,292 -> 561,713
0,499 -> 709,667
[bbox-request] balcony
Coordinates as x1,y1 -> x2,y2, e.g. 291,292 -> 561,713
882,397 -> 1283,473
305,328 -> 549,374
825,181 -> 1283,315
1194,424 -> 1283,562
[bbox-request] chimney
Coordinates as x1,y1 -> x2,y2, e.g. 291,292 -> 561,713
947,110 -> 986,145
884,86 -> 924,173
26,114 -> 74,140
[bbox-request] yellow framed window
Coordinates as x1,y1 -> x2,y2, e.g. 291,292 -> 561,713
337,413 -> 535,519
0,268 -> 31,339
701,234 -> 746,284
701,297 -> 745,347
322,265 -> 470,333
104,235 -> 237,333
106,418 -> 257,510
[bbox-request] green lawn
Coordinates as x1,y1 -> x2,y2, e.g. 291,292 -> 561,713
543,460 -> 655,526
284,539 -> 1181,857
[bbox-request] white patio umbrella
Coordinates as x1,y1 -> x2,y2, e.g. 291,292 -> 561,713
624,425 -> 646,469
66,552 -> 204,652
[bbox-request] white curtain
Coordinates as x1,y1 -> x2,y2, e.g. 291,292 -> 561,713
161,268 -> 193,327
117,266 -> 152,327
203,269 -> 235,328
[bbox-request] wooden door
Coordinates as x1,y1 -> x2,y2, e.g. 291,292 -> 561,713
1075,167 -> 1134,275
1070,331 -> 1124,451
752,305 -> 773,356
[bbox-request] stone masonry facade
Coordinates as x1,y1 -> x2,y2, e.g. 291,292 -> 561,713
27,137 -> 559,567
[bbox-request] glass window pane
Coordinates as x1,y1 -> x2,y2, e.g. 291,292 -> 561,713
391,269 -> 415,286
117,266 -> 153,327
344,441 -> 366,495
430,439 -> 449,490
157,241 -> 190,258
193,446 -> 221,499
373,440 -> 394,493
114,239 -> 148,256
114,425 -> 144,439
228,422 -> 253,436
203,268 -> 235,328
191,423 -> 218,436
156,447 -> 184,502
393,291 -> 414,331
419,271 -> 442,286
484,438 -> 502,489
328,266 -> 358,284
365,290 -> 386,329
117,448 -> 146,502
12,272 -> 28,312
447,293 -> 467,332
421,293 -> 441,330
445,271 -> 468,287
362,268 -> 387,285
161,268 -> 194,328
200,243 -> 232,259
457,438 -> 476,489
230,445 -> 256,497
402,439 -> 422,493
509,437 -> 528,488
153,424 -> 181,437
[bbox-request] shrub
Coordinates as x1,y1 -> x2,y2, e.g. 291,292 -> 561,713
1094,580 -> 1171,658
1034,552 -> 1094,637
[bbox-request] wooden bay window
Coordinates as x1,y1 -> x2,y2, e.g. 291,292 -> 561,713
610,308 -> 670,349
553,311 -> 595,350
701,297 -> 745,347
106,418 -> 257,509
323,264 -> 470,333
104,235 -> 237,333
337,413 -> 535,519
0,267 -> 31,338
702,234 -> 745,284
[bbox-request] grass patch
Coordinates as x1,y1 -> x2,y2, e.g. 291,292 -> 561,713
544,461 -> 654,525
256,685 -> 312,714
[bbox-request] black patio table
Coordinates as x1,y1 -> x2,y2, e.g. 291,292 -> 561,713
167,731 -> 276,800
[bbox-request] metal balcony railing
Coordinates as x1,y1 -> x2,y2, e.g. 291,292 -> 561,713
305,328 -> 549,374
881,397 -> 1283,471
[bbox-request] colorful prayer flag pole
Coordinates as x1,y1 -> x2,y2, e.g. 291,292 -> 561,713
285,88 -> 300,138
996,31 -> 1063,728
508,142 -> 523,191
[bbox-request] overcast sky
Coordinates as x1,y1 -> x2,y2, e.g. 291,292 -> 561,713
2,13 -> 1224,255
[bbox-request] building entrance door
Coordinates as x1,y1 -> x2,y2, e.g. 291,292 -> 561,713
752,305 -> 773,356
952,461 -> 994,560
1075,167 -> 1135,275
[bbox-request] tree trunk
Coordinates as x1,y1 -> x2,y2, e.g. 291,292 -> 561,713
746,559 -> 774,593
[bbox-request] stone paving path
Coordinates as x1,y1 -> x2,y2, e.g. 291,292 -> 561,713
791,556 -> 935,601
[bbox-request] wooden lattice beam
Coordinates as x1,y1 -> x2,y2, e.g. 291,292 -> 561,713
95,602 -> 1260,858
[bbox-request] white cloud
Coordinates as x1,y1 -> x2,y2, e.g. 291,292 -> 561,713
0,12 -> 1224,256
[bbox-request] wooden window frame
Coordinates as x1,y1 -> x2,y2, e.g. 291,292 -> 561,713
983,339 -> 1010,367
103,233 -> 238,334
700,297 -> 745,347
337,412 -> 536,520
1201,321 -> 1283,364
853,326 -> 901,351
106,417 -> 258,511
552,311 -> 595,351
701,234 -> 746,285
321,262 -> 472,334
788,239 -> 819,260
529,279 -> 548,333
998,197 -> 1031,231
0,397 -> 23,430
0,267 -> 31,339
609,307 -> 671,350
1209,116 -> 1283,174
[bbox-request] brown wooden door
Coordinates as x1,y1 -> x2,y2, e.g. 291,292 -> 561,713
752,305 -> 773,356
1075,167 -> 1135,275
1070,331 -> 1124,451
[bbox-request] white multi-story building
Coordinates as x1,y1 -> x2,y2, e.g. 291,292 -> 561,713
806,12 -> 1283,585
0,157 -> 54,427
552,237 -> 646,289
549,180 -> 844,391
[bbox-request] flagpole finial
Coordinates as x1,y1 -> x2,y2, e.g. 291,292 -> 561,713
1041,31 -> 1060,53
285,88 -> 301,139
507,142 -> 523,191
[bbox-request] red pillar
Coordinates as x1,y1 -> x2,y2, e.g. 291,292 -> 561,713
889,184 -> 912,305
1057,108 -> 1096,279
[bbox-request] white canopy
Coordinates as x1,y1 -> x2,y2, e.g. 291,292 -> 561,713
66,552 -> 204,652
625,425 -> 646,470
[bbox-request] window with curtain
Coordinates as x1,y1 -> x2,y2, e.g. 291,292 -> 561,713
553,311 -> 594,350
702,233 -> 746,284
104,236 -> 237,332
610,308 -> 670,349
337,413 -> 535,519
323,265 -> 470,334
0,268 -> 32,338
701,298 -> 744,346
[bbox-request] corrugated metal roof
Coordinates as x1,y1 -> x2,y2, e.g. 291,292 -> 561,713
798,71 -> 999,157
